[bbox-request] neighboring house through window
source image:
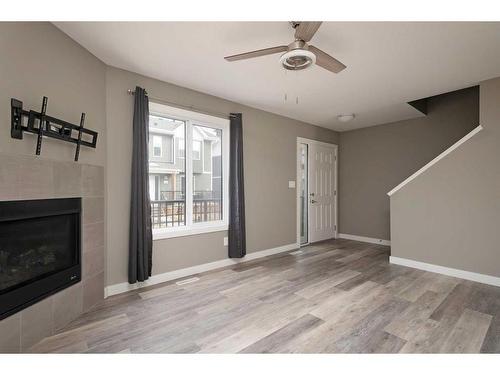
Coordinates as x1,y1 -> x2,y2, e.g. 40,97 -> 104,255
177,138 -> 185,158
152,135 -> 162,157
192,140 -> 202,160
148,101 -> 229,240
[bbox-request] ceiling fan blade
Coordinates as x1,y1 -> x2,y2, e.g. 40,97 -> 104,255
309,45 -> 346,73
294,22 -> 322,42
224,45 -> 288,62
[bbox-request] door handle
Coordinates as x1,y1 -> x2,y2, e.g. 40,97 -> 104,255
311,199 -> 317,204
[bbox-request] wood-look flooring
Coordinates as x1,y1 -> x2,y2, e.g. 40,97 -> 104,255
30,239 -> 500,353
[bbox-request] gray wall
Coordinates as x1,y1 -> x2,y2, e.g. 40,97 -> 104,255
391,77 -> 500,277
106,67 -> 339,286
339,87 -> 479,240
0,22 -> 107,166
0,22 -> 107,352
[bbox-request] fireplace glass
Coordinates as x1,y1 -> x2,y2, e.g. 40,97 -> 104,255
0,198 -> 81,319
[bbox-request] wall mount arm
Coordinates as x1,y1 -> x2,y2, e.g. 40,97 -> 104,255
11,97 -> 98,162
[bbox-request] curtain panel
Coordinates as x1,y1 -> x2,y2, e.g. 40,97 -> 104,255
129,86 -> 153,283
228,113 -> 246,258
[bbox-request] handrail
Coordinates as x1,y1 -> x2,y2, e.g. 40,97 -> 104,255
387,125 -> 483,197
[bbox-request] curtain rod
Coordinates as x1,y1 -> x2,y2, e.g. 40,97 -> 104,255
127,89 -> 233,120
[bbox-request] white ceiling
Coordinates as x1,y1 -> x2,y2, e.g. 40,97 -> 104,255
54,22 -> 500,131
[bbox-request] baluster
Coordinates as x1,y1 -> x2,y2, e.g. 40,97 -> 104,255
158,202 -> 161,228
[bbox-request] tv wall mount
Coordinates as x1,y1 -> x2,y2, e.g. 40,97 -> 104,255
11,96 -> 98,162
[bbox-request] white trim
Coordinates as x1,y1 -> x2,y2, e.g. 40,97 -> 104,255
339,233 -> 391,246
389,256 -> 500,287
153,224 -> 228,240
104,243 -> 299,298
149,101 -> 230,236
296,137 -> 338,247
296,141 -> 304,246
387,125 -> 483,196
150,101 -> 228,128
296,137 -> 339,149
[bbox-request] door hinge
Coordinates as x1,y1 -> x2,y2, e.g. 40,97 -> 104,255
334,190 -> 337,196
334,225 -> 337,231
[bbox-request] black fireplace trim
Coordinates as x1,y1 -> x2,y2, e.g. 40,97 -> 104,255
0,198 -> 81,320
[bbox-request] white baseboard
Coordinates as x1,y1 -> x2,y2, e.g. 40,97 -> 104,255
339,233 -> 391,246
104,243 -> 298,298
390,256 -> 500,287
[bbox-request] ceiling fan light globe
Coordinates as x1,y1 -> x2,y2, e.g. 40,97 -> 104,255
280,50 -> 316,71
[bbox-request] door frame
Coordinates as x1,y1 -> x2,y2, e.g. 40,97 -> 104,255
296,137 -> 338,247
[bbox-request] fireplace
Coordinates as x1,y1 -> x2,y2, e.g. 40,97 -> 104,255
0,198 -> 81,320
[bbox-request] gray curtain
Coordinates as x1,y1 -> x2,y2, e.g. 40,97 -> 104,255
228,113 -> 246,258
129,86 -> 153,283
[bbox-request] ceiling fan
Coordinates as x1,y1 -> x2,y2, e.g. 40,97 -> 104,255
224,22 -> 346,74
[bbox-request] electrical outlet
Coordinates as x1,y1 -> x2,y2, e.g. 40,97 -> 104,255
223,237 -> 228,246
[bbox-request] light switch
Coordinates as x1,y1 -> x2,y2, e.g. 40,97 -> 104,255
288,180 -> 296,189
223,237 -> 228,246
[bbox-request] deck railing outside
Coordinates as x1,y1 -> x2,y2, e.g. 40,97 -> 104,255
151,191 -> 222,228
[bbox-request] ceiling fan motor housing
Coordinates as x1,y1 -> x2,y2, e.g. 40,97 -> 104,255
280,41 -> 316,71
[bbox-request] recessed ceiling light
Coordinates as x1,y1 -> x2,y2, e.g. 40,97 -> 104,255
337,114 -> 355,122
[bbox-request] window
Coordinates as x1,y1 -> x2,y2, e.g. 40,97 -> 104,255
150,115 -> 177,163
192,140 -> 202,160
152,135 -> 162,157
148,102 -> 229,240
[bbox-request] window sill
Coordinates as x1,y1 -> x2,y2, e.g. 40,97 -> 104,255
152,223 -> 228,241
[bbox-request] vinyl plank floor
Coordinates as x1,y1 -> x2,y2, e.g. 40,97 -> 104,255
239,314 -> 324,353
440,308 -> 492,353
26,238 -> 500,354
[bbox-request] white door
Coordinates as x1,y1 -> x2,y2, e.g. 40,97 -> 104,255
308,142 -> 337,243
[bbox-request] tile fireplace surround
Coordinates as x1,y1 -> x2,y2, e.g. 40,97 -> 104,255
0,153 -> 105,352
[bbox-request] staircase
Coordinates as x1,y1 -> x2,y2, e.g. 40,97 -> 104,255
387,77 -> 500,286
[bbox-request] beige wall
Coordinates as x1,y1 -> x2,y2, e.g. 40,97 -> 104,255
0,22 -> 107,352
0,22 -> 106,166
105,67 -> 339,286
339,87 -> 479,240
390,78 -> 500,277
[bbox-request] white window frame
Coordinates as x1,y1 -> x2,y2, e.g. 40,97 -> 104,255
149,101 -> 230,240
